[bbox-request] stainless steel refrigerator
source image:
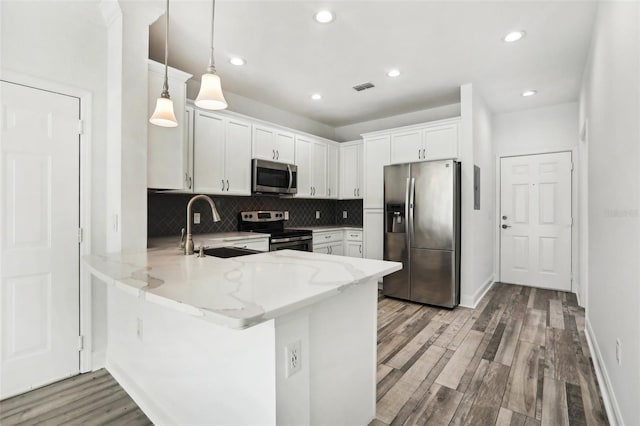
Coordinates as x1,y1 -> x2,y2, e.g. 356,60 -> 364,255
383,160 -> 461,308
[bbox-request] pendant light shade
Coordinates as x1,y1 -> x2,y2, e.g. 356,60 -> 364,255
150,97 -> 178,127
195,72 -> 227,110
149,0 -> 178,127
195,0 -> 228,110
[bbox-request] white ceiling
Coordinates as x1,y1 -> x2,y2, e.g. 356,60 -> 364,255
149,1 -> 597,128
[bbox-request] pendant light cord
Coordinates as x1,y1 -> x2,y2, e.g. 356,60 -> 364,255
161,0 -> 171,98
207,0 -> 216,73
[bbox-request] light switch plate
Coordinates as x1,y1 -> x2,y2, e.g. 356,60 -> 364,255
316,211 -> 320,219
343,211 -> 348,219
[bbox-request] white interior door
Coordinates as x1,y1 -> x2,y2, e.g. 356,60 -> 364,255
1,81 -> 80,398
500,152 -> 572,291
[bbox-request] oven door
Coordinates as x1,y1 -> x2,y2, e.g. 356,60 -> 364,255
270,238 -> 312,252
253,159 -> 297,195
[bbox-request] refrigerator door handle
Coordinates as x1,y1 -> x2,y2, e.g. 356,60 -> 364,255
408,177 -> 415,245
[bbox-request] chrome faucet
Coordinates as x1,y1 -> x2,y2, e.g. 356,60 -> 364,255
185,194 -> 221,255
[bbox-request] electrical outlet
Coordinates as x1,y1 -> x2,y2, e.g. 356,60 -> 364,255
343,210 -> 348,219
284,211 -> 289,220
136,318 -> 143,341
194,212 -> 201,224
316,211 -> 320,219
616,339 -> 622,366
285,340 -> 301,378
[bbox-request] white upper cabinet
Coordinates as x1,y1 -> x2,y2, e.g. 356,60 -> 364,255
389,119 -> 460,164
362,135 -> 391,209
295,135 -> 328,198
339,141 -> 363,199
193,110 -> 251,195
423,122 -> 459,160
252,124 -> 295,164
147,60 -> 192,190
327,144 -> 339,199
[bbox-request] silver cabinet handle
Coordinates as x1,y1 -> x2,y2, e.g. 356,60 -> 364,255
221,179 -> 225,191
359,245 -> 362,254
188,176 -> 192,189
353,188 -> 356,196
357,188 -> 360,196
276,150 -> 279,160
328,188 -> 331,196
502,224 -> 511,229
329,246 -> 332,254
310,187 -> 313,195
272,149 -> 276,159
418,148 -> 421,159
226,180 -> 230,191
422,148 -> 426,159
325,235 -> 331,239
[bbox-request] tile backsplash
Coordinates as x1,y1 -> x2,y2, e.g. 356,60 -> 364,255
148,192 -> 363,238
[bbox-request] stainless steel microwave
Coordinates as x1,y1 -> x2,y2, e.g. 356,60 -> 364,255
252,159 -> 298,195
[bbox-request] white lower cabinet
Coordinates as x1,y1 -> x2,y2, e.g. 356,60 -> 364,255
363,209 -> 384,260
313,241 -> 343,255
344,230 -> 363,258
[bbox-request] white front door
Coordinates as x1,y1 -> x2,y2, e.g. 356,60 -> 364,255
500,152 -> 572,291
1,81 -> 80,398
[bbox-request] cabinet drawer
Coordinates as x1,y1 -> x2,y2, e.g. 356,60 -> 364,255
313,231 -> 343,245
230,238 -> 269,252
344,230 -> 363,241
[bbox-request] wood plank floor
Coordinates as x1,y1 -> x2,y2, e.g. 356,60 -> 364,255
372,282 -> 609,426
0,369 -> 151,426
0,283 -> 608,426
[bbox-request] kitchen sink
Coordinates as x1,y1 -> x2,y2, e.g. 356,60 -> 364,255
203,246 -> 261,258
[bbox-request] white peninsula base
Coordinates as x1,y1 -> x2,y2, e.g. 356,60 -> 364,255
106,277 -> 378,425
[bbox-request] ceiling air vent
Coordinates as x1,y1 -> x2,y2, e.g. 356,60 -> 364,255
352,82 -> 375,92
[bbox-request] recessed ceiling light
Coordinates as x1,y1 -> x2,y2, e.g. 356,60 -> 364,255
503,30 -> 526,43
521,90 -> 537,97
229,57 -> 245,66
311,93 -> 322,100
314,10 -> 335,24
387,69 -> 401,78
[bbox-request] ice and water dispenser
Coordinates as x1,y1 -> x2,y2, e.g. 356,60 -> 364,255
385,203 -> 406,233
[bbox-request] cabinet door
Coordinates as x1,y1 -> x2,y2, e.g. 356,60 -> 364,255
390,130 -> 422,164
356,143 -> 364,198
364,209 -> 384,260
313,243 -> 330,254
311,140 -> 328,197
193,111 -> 226,194
252,125 -> 277,161
225,118 -> 252,195
183,106 -> 194,192
363,135 -> 390,209
330,242 -> 344,256
275,131 -> 295,163
423,123 -> 459,160
327,144 -> 339,199
295,136 -> 312,197
340,144 -> 359,199
345,242 -> 363,258
147,71 -> 188,190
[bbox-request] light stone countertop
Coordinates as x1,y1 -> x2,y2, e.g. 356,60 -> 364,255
84,247 -> 401,330
300,226 -> 364,232
147,232 -> 270,249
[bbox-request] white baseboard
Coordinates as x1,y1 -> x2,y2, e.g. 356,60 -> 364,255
460,275 -> 494,308
585,318 -> 624,426
106,360 -> 176,426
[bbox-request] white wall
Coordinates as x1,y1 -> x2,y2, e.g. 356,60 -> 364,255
334,103 -> 461,142
1,0 -> 109,255
579,2 -> 640,425
493,102 -> 579,157
459,84 -> 495,307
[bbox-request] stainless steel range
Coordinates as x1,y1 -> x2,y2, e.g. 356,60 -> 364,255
238,211 -> 313,252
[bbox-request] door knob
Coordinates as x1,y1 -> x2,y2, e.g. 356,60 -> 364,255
502,224 -> 511,229
502,215 -> 508,220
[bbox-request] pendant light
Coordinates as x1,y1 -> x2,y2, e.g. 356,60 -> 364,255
149,0 -> 178,127
195,0 -> 228,110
